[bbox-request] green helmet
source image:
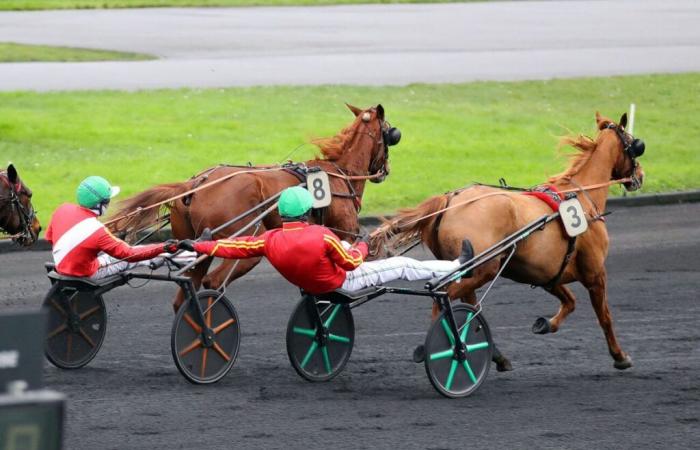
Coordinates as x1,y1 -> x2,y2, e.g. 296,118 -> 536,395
76,176 -> 120,209
278,186 -> 314,218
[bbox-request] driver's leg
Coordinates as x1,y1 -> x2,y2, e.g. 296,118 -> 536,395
342,256 -> 459,291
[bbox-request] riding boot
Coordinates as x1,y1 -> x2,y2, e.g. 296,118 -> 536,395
458,239 -> 475,278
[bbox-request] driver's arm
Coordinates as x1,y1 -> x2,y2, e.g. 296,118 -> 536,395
193,235 -> 266,259
94,227 -> 163,261
324,233 -> 368,271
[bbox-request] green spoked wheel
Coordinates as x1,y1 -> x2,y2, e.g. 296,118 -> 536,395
424,304 -> 493,398
171,290 -> 240,384
286,297 -> 354,382
43,285 -> 107,370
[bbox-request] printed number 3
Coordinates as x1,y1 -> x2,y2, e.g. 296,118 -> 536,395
566,205 -> 581,228
312,178 -> 325,200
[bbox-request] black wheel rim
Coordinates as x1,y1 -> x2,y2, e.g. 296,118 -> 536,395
287,298 -> 354,382
43,287 -> 107,369
172,290 -> 240,384
425,305 -> 492,398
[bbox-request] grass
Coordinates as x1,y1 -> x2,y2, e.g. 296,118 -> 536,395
0,0 -> 486,10
0,42 -> 155,63
1,73 -> 698,227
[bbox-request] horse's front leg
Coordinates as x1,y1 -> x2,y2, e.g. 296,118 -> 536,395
202,257 -> 263,290
585,270 -> 632,370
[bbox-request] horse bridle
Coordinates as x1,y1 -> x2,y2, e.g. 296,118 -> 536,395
364,114 -> 401,181
0,171 -> 37,243
605,122 -> 645,190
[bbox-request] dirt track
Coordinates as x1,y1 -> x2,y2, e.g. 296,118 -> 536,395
1,203 -> 698,449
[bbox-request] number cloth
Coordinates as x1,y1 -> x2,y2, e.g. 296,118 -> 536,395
194,221 -> 459,294
45,203 -> 163,278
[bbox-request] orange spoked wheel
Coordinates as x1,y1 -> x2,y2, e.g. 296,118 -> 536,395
171,289 -> 240,384
43,285 -> 107,369
286,296 -> 354,382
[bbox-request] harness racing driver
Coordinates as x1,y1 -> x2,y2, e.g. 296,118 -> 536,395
45,176 -> 179,279
177,186 -> 473,294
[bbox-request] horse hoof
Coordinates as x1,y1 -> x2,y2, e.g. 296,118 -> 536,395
494,356 -> 513,372
532,317 -> 551,334
412,345 -> 426,363
614,355 -> 633,370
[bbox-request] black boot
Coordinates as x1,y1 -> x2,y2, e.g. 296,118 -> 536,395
458,239 -> 475,278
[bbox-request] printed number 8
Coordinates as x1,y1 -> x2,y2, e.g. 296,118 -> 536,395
566,205 -> 581,228
312,178 -> 326,200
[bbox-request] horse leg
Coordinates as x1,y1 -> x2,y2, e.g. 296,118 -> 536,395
532,284 -> 577,335
201,257 -> 263,290
585,271 -> 632,370
173,258 -> 212,313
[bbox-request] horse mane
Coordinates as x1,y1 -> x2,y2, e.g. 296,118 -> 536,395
311,122 -> 357,161
548,134 -> 598,183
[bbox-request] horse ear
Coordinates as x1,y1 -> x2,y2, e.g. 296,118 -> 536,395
345,103 -> 362,117
595,111 -> 609,130
7,164 -> 18,184
376,104 -> 385,120
619,113 -> 628,129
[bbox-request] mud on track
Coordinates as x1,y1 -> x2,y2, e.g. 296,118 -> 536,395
1,203 -> 699,449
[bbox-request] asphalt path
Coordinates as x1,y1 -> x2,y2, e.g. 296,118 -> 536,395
1,0 -> 699,91
1,202 -> 698,449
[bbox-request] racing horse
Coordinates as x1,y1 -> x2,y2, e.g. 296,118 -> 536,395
0,164 -> 41,246
112,104 -> 400,310
371,112 -> 645,371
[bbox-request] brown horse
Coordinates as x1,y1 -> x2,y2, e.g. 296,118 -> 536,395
371,112 -> 645,371
112,104 -> 399,310
0,164 -> 41,246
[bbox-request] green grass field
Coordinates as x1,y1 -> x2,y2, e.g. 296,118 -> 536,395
0,42 -> 154,63
1,0 -> 481,11
1,73 -> 698,227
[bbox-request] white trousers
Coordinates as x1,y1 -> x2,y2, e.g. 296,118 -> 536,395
342,256 -> 459,292
90,250 -> 197,280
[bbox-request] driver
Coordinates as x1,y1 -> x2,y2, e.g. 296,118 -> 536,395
45,176 -> 178,280
178,186 -> 473,294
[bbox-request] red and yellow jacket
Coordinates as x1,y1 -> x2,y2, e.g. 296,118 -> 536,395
194,221 -> 368,294
45,203 -> 163,277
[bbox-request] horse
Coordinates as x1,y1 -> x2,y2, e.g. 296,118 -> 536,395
0,164 -> 41,246
111,103 -> 400,310
370,112 -> 645,371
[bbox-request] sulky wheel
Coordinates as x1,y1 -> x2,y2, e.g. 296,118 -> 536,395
286,296 -> 354,382
43,284 -> 107,369
171,289 -> 240,384
424,304 -> 493,398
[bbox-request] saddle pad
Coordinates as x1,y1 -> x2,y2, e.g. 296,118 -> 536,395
522,185 -> 564,212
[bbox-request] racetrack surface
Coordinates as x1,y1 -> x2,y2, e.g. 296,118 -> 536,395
1,202 -> 699,449
1,0 -> 700,91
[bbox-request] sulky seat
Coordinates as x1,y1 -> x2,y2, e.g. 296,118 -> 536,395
46,270 -> 126,292
315,286 -> 386,304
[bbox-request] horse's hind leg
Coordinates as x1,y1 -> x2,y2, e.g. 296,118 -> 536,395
532,284 -> 577,334
585,270 -> 632,370
444,258 -> 514,372
202,257 -> 263,291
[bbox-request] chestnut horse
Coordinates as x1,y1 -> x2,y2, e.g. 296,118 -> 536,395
371,112 -> 645,371
0,164 -> 41,246
112,104 -> 399,310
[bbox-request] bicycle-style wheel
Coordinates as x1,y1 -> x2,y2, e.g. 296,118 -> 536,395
171,289 -> 240,384
43,284 -> 107,369
424,304 -> 493,398
286,296 -> 354,382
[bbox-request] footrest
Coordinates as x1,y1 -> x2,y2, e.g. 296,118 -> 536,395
316,286 -> 386,304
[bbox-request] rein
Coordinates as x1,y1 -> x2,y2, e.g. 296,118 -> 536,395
374,177 -> 633,235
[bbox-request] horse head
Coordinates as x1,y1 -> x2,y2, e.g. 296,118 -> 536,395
345,103 -> 401,183
0,164 -> 41,246
595,112 -> 645,191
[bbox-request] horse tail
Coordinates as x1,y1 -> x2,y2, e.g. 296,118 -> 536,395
369,194 -> 450,255
108,181 -> 192,235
